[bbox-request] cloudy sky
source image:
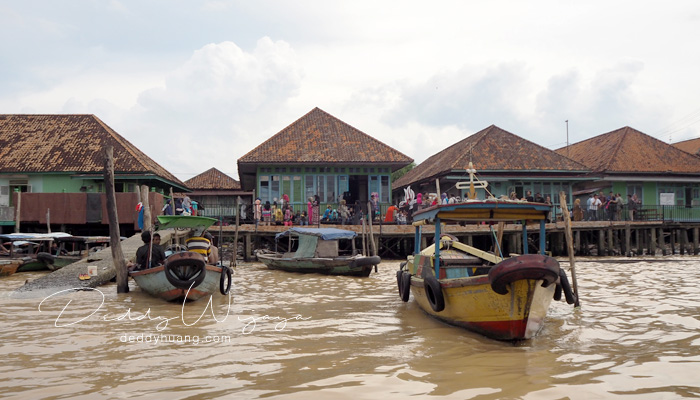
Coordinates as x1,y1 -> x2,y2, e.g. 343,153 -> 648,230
2,1 -> 700,181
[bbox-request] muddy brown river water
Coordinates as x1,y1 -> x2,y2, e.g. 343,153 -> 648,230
1,258 -> 699,399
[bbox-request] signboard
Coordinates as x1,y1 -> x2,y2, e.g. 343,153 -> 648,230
659,192 -> 675,206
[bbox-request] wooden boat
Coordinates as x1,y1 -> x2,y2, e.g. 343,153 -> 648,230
397,164 -> 576,341
256,227 -> 381,277
0,232 -> 73,272
39,236 -> 113,271
129,215 -> 232,302
0,259 -> 24,277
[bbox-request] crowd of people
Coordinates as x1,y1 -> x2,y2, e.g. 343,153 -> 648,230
580,191 -> 641,221
240,188 -> 643,227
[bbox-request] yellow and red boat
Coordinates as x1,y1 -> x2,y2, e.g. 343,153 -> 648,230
397,165 -> 575,341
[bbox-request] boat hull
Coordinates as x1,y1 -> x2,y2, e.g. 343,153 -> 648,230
130,264 -> 224,302
16,259 -> 46,272
0,260 -> 23,277
410,275 -> 555,340
257,253 -> 380,277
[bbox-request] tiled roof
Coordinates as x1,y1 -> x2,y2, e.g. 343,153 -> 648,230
185,167 -> 240,190
393,125 -> 589,188
556,126 -> 700,173
672,137 -> 700,157
238,107 -> 413,165
0,114 -> 186,187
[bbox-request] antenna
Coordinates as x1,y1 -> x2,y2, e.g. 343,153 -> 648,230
565,120 -> 569,156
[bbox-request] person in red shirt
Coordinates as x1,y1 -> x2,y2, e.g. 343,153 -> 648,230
384,203 -> 399,223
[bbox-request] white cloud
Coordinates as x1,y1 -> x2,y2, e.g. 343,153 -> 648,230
2,1 -> 700,181
119,37 -> 303,180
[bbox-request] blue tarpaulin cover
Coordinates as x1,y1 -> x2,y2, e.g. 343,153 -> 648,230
275,227 -> 357,241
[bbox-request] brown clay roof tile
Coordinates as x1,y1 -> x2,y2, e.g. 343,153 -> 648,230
394,125 -> 588,188
672,137 -> 700,157
556,126 -> 700,173
185,167 -> 240,190
0,114 -> 186,187
238,107 -> 413,166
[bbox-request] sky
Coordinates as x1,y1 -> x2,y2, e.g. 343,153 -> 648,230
2,1 -> 700,182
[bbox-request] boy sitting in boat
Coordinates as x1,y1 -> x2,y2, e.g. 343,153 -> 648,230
129,231 -> 166,271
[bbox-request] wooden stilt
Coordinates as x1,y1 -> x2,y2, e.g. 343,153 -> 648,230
103,146 -> 128,294
670,229 -> 676,255
245,234 -> 252,261
232,196 -> 240,268
559,192 -> 580,307
694,227 -> 699,255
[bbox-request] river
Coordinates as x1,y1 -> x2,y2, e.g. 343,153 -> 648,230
1,258 -> 699,399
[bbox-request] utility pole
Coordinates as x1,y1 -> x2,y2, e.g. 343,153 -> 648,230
565,120 -> 569,157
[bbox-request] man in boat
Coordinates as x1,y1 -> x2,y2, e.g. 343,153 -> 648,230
130,231 -> 166,271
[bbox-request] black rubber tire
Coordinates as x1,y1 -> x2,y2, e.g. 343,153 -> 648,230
488,254 -> 560,295
559,269 -> 576,305
554,284 -> 563,301
219,266 -> 232,295
353,255 -> 381,267
396,270 -> 404,296
397,271 -> 411,302
164,252 -> 207,289
37,252 -> 55,265
424,275 -> 445,312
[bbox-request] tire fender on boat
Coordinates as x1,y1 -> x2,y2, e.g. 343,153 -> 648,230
352,255 -> 381,267
424,275 -> 445,312
219,266 -> 232,295
396,270 -> 411,302
163,251 -> 207,289
553,283 -> 563,301
37,252 -> 55,265
558,268 -> 576,305
488,254 -> 560,295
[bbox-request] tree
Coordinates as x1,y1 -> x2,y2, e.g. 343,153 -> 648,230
392,162 -> 416,182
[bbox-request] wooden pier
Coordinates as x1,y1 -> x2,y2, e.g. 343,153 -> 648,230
213,220 -> 700,260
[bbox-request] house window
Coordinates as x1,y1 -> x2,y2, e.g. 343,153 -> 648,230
259,176 -> 269,202
381,176 -> 390,203
305,175 -> 315,200
292,176 -> 302,203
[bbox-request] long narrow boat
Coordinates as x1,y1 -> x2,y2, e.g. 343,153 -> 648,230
397,164 -> 575,341
0,232 -> 73,272
129,215 -> 232,302
256,227 -> 381,277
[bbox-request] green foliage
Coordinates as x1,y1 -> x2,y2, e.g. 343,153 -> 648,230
392,163 -> 416,181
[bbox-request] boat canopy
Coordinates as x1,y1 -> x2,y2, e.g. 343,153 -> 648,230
275,227 -> 357,241
412,201 -> 551,224
156,215 -> 218,230
0,232 -> 72,241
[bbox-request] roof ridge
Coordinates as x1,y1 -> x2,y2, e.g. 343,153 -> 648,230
92,115 -> 150,172
605,126 -> 629,170
92,115 -> 184,186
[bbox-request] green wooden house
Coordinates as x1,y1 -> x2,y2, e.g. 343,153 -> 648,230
392,125 -> 590,205
0,114 -> 188,233
183,167 -> 252,222
557,126 -> 700,218
237,107 -> 413,211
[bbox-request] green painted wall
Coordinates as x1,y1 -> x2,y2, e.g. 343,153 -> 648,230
642,182 -> 657,206
41,175 -> 103,193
